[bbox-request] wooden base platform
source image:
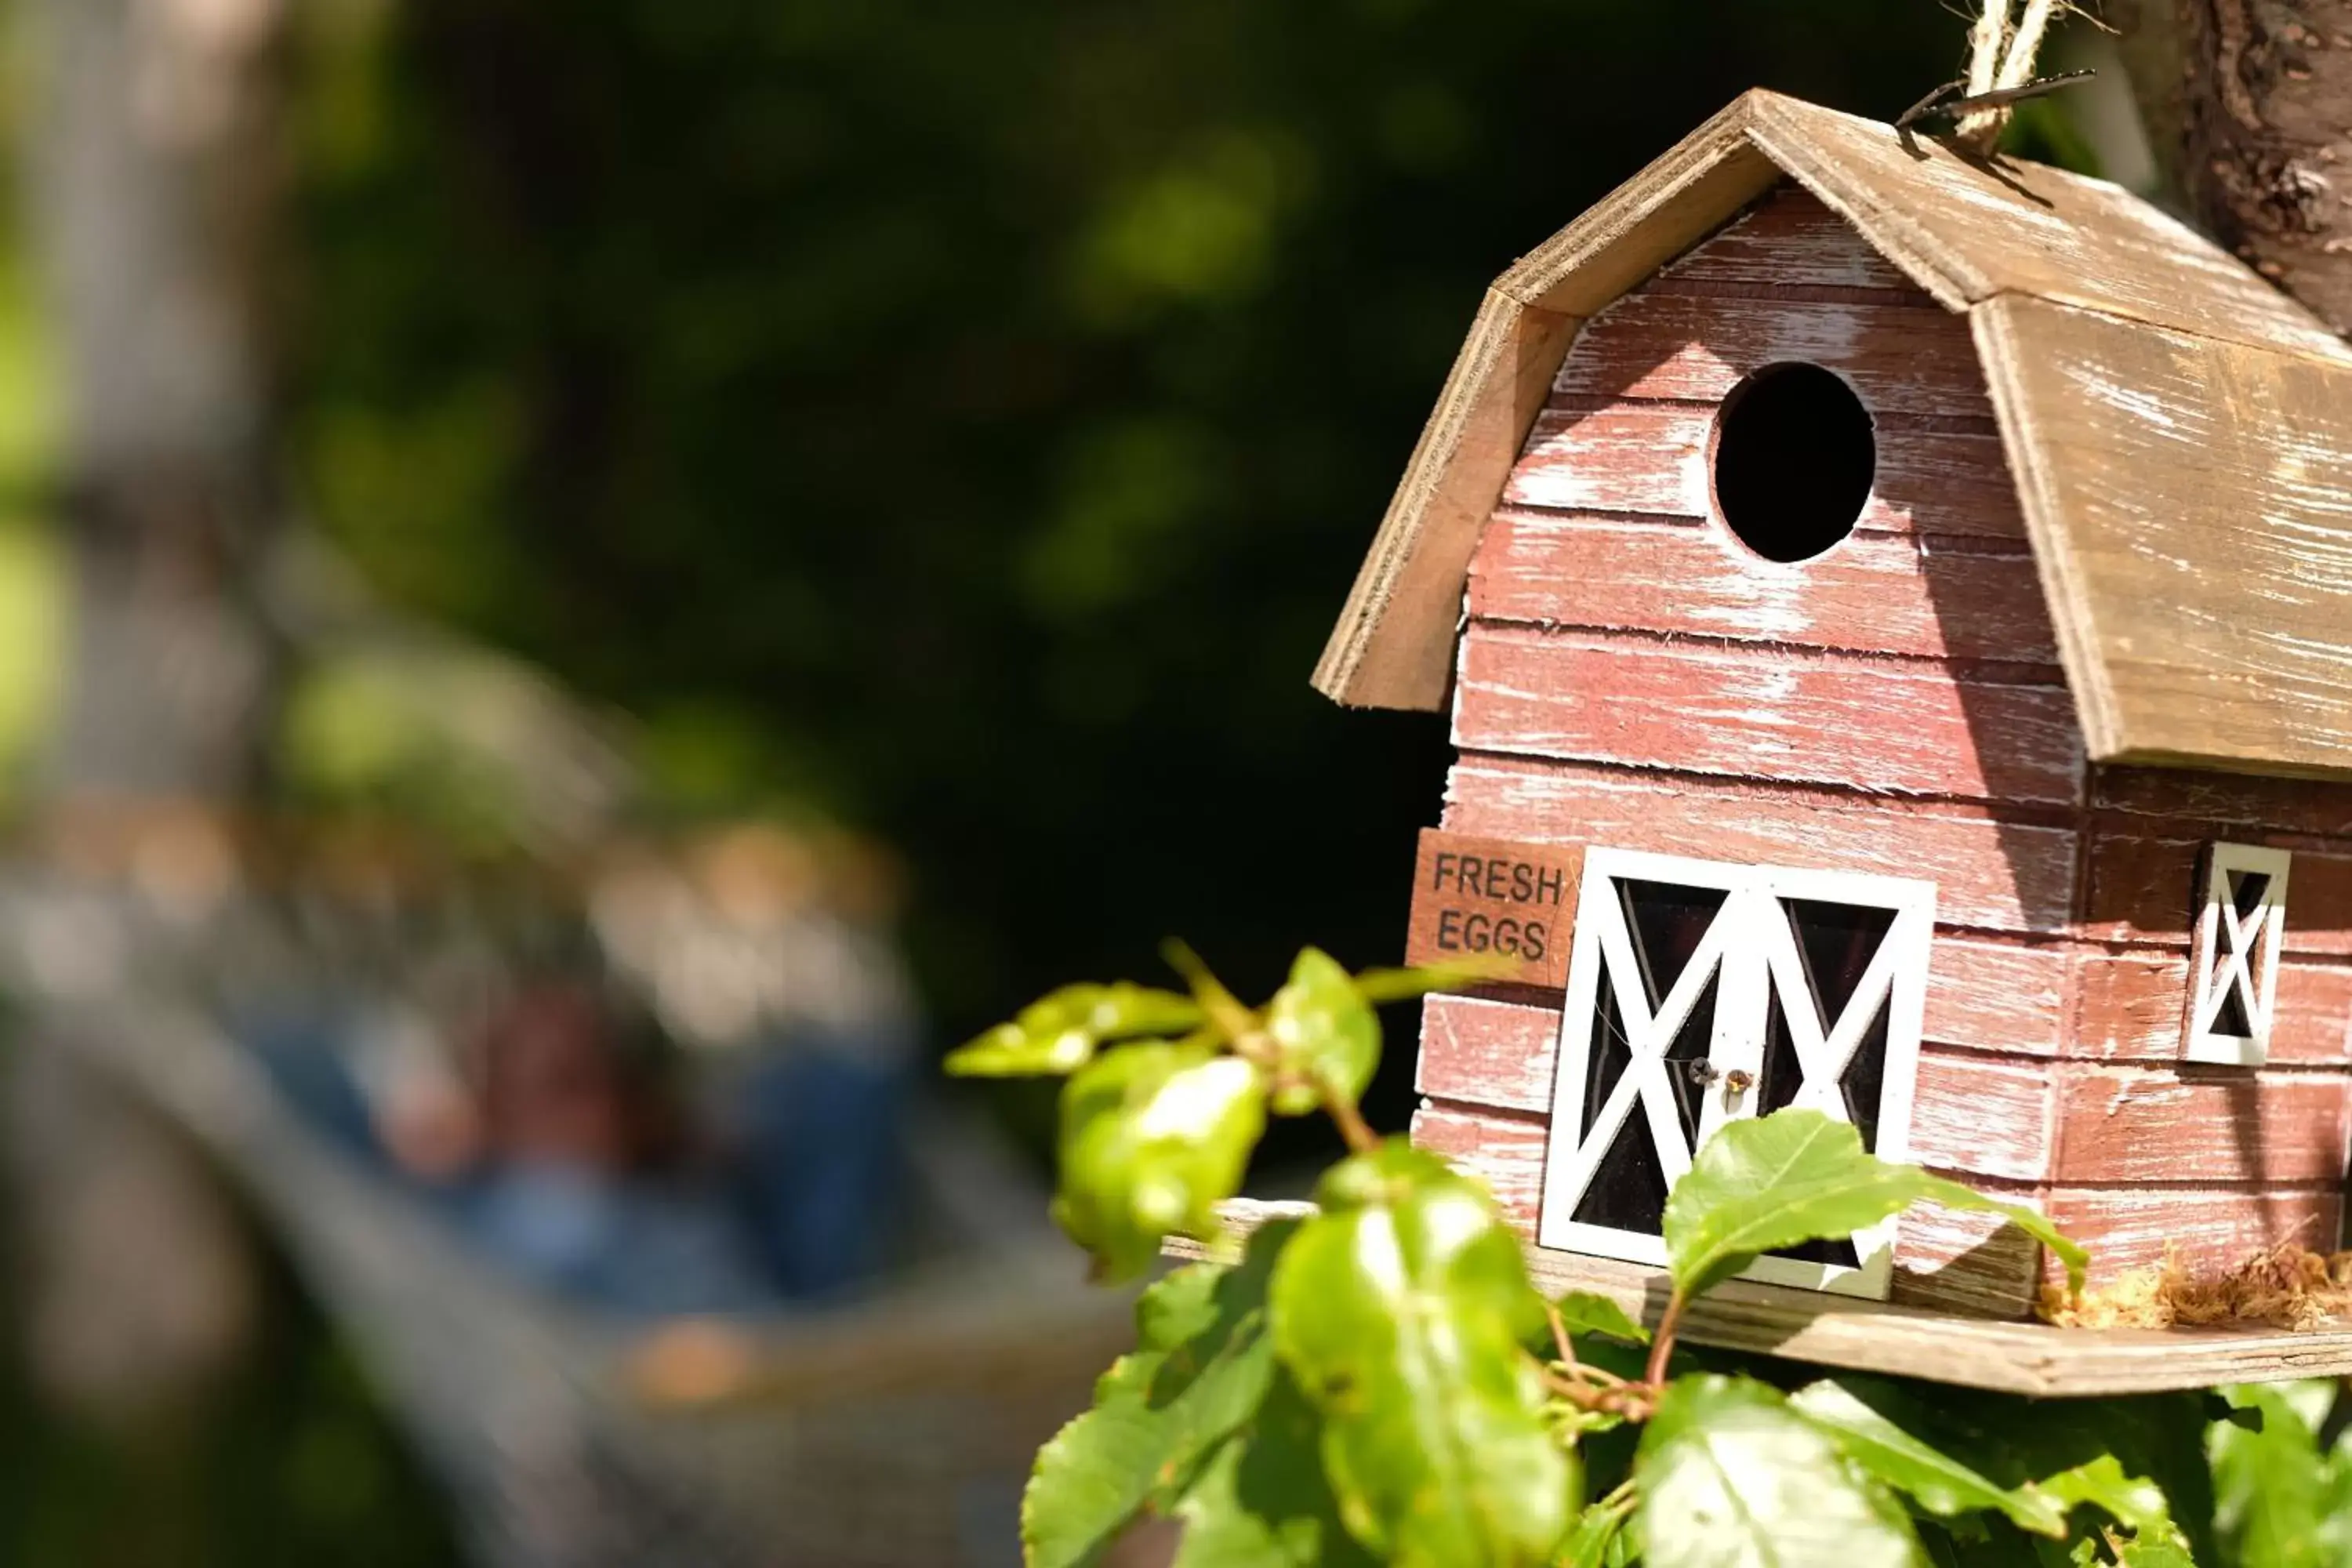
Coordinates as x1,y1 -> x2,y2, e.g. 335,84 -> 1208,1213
1168,1199 -> 2352,1398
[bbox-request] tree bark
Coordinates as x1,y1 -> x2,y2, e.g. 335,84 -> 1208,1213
8,0 -> 291,1425
28,0 -> 289,800
2114,0 -> 2352,336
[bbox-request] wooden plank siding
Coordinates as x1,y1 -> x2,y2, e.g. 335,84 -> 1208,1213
1454,626 -> 2082,804
1552,292 -> 1988,418
2039,1188 -> 2347,1281
2093,767 -> 2352,841
1472,510 -> 2046,653
1504,409 -> 2026,539
1442,758 -> 2079,936
2074,953 -> 2352,1065
2050,1069 -> 2352,1185
1410,187 -> 2352,1315
2079,828 -> 2352,955
1647,190 -> 1925,297
1453,189 -> 2077,825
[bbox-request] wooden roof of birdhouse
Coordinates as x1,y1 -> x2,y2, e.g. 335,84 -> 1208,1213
1316,89 -> 2352,781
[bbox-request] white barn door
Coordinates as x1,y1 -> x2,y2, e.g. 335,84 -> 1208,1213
1536,848 -> 1935,1299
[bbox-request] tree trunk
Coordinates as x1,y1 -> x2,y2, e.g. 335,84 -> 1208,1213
2114,0 -> 2352,336
7,0 -> 291,1425
29,0 -> 289,800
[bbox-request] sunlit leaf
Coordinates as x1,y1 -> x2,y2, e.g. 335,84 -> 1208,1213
1053,1043 -> 1265,1279
1558,1496 -> 1635,1568
2036,1454 -> 2173,1537
1797,1378 -> 2215,1564
1792,1380 -> 2069,1536
1022,1225 -> 1289,1568
2210,1381 -> 2352,1567
1272,1140 -> 1575,1567
947,982 -> 1204,1076
1637,1375 -> 1926,1568
1664,1111 -> 2087,1301
1552,1290 -> 1650,1347
1263,947 -> 1379,1115
2110,1532 -> 2197,1566
1170,1370 -> 1378,1568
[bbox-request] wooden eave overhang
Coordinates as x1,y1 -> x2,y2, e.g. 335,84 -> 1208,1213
1315,89 -> 2352,781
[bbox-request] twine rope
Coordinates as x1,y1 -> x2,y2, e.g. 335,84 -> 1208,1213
1958,0 -> 2079,143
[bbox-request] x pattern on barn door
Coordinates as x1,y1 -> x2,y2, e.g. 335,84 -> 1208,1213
1537,848 -> 1935,1298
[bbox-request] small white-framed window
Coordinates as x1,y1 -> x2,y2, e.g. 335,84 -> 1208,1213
2183,843 -> 2293,1067
1536,848 -> 1935,1301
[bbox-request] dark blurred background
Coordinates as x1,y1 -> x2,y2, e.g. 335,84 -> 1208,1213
282,1 -> 2002,1033
0,2 -> 2123,1562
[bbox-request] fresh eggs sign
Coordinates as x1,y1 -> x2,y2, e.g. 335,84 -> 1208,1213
1405,831 -> 1580,989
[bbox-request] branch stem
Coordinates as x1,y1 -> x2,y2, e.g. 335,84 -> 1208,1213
1542,1370 -> 1650,1417
1644,1290 -> 1687,1388
1544,1299 -> 1581,1374
1322,1082 -> 1381,1156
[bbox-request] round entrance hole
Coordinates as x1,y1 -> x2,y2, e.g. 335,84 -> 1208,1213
1710,362 -> 1877,563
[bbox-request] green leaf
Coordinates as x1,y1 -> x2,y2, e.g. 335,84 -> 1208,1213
1022,1225 -> 1290,1568
2044,1457 -> 2195,1568
1263,947 -> 1381,1116
1798,1379 -> 2216,1565
1636,1375 -> 1926,1568
2211,1381 -> 2352,1568
1869,1387 -> 2219,1565
1558,1496 -> 1635,1568
1664,1110 -> 2088,1301
1918,1515 -> 2074,1567
1792,1379 -> 2069,1536
1272,1140 -> 1576,1568
2036,1454 -> 2172,1537
1170,1369 -> 1379,1568
1053,1042 -> 1267,1279
947,982 -> 1205,1076
1552,1290 -> 1650,1347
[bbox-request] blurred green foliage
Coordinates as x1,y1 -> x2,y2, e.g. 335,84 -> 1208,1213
2211,1382 -> 2352,1565
0,178 -> 64,789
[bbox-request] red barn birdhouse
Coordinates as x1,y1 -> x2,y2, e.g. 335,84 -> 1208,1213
1323,90 -> 2352,1323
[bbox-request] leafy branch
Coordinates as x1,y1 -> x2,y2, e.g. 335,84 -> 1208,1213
952,946 -> 2207,1567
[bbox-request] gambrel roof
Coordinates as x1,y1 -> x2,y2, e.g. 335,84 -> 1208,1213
1316,89 -> 2352,780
